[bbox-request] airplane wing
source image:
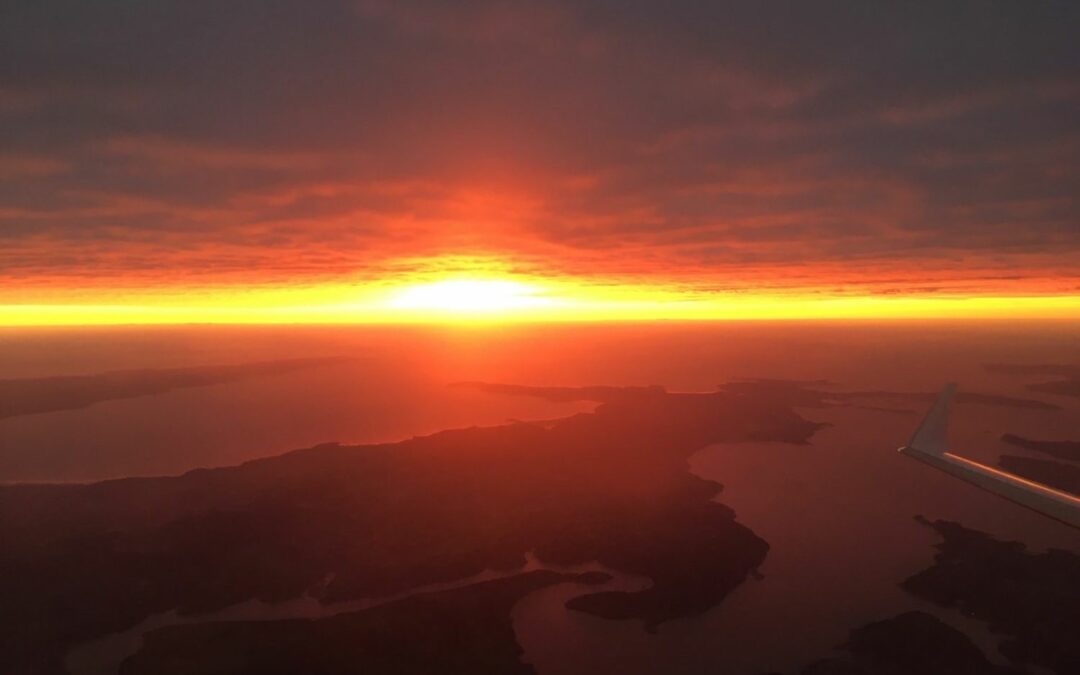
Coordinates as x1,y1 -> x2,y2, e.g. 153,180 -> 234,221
899,384 -> 1080,529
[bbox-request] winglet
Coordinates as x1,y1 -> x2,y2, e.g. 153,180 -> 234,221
907,383 -> 957,456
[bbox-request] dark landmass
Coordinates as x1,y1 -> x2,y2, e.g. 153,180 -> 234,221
0,358 -> 352,420
985,364 -> 1080,378
901,518 -> 1080,675
119,571 -> 610,675
1000,433 -> 1080,462
1026,379 -> 1080,398
715,380 -> 1060,411
458,379 -> 1058,412
735,378 -> 833,386
847,391 -> 1058,410
778,519 -> 1080,675
773,611 -> 1019,675
985,363 -> 1080,399
997,456 -> 1080,496
449,381 -> 667,403
0,383 -> 825,674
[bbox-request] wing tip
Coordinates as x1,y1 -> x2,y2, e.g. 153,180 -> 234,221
907,383 -> 957,455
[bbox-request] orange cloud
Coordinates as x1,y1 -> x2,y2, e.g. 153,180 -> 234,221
0,1 -> 1077,322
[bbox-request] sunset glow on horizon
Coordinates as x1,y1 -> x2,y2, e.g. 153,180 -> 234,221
4,256 -> 1079,326
2,2 -> 1077,328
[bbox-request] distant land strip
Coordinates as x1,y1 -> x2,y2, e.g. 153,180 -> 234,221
834,390 -> 1060,411
0,357 -> 353,420
986,363 -> 1080,399
457,380 -> 1061,411
1001,434 -> 1080,462
449,381 -> 666,403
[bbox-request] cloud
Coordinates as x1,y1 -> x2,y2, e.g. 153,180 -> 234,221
0,1 -> 1077,298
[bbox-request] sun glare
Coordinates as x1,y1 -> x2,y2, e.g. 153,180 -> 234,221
384,279 -> 554,315
4,260 -> 1080,325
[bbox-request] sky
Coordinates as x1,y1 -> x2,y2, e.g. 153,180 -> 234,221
1,1 -> 1079,323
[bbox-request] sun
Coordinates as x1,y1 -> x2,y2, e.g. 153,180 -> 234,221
384,279 -> 554,315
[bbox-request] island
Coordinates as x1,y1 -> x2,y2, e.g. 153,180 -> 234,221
901,518 -> 1080,675
777,519 -> 1080,675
